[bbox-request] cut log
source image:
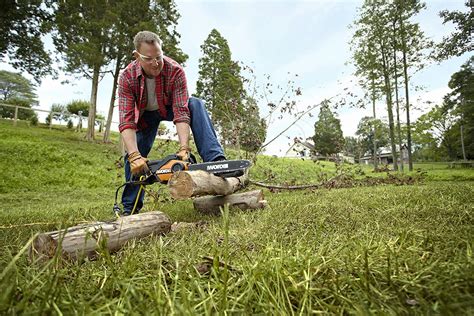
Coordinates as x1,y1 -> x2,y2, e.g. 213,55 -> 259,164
168,170 -> 248,199
193,190 -> 267,215
29,211 -> 171,264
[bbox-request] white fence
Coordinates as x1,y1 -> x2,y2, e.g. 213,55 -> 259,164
0,103 -> 120,132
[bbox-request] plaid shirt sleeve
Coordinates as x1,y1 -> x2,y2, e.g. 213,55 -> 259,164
118,71 -> 137,132
171,67 -> 190,125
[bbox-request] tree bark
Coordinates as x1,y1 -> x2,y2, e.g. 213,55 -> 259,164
29,211 -> 171,264
103,57 -> 122,143
168,170 -> 248,199
381,41 -> 399,171
193,190 -> 267,215
392,23 -> 404,172
87,63 -> 100,141
460,120 -> 467,161
371,77 -> 378,169
400,18 -> 413,171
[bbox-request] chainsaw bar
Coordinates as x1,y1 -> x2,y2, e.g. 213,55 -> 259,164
189,159 -> 251,177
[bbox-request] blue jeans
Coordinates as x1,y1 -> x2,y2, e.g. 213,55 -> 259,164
121,97 -> 225,213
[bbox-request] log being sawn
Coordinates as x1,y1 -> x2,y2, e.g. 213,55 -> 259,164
168,170 -> 249,199
29,211 -> 171,263
193,190 -> 267,214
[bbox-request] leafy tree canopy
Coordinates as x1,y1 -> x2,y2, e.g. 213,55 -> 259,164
434,1 -> 473,61
0,0 -> 55,81
356,116 -> 389,156
0,70 -> 37,105
312,102 -> 344,156
66,100 -> 90,117
195,29 -> 245,144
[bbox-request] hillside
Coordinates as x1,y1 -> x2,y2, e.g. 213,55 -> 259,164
0,120 -> 473,314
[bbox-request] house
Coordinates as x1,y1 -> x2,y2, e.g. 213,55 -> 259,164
285,138 -> 314,159
285,138 -> 355,163
359,145 -> 409,165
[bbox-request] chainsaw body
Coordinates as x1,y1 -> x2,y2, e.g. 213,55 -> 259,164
137,154 -> 251,185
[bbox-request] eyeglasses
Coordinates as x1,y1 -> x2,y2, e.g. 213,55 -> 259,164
134,50 -> 164,64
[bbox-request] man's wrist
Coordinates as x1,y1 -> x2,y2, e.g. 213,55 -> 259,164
179,144 -> 191,151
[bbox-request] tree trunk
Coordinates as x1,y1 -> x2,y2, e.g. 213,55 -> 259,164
168,170 -> 248,199
381,42 -> 399,171
29,211 -> 171,264
400,19 -> 413,171
392,28 -> 404,172
87,63 -> 100,141
460,120 -> 467,161
371,77 -> 378,169
193,190 -> 267,215
103,57 -> 122,143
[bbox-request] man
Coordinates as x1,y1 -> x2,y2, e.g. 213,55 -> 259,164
118,31 -> 225,215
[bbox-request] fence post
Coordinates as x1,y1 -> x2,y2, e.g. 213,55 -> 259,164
14,106 -> 18,126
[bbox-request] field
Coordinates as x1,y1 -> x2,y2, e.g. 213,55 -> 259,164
0,119 -> 473,314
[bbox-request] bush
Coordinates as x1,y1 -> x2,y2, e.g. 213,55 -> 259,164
30,114 -> 39,126
67,119 -> 74,129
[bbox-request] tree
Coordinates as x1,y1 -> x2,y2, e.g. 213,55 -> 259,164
413,105 -> 458,159
444,56 -> 474,159
239,96 -> 267,155
394,0 -> 431,171
0,71 -> 37,103
0,71 -> 38,120
312,102 -> 344,157
356,117 -> 389,161
50,103 -> 69,124
0,0 -> 55,81
351,1 -> 399,170
434,1 -> 473,61
67,100 -> 90,117
102,0 -> 188,142
195,29 -> 245,145
53,0 -> 115,141
67,99 -> 90,131
351,0 -> 431,170
344,136 -> 364,162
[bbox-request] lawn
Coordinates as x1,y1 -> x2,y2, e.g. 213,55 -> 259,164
0,119 -> 473,314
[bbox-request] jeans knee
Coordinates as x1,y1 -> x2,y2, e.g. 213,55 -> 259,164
188,97 -> 204,113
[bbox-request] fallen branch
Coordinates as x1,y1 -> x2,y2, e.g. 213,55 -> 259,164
249,174 -> 344,190
29,211 -> 171,264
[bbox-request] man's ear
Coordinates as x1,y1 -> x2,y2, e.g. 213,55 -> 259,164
132,50 -> 139,60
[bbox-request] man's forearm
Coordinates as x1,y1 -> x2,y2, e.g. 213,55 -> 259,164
176,122 -> 190,148
121,129 -> 139,154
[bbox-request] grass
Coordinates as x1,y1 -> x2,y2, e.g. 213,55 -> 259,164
0,119 -> 473,314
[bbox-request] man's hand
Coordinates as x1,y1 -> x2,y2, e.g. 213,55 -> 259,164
176,145 -> 191,161
128,151 -> 149,175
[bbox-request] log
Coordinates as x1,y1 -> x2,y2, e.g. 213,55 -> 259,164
168,170 -> 248,199
29,211 -> 171,263
193,190 -> 267,215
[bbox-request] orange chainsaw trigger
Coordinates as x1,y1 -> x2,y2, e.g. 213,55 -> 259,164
154,159 -> 190,183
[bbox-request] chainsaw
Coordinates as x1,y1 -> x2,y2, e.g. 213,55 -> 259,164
133,154 -> 251,185
113,154 -> 251,215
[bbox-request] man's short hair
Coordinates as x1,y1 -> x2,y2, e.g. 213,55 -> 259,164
133,31 -> 163,51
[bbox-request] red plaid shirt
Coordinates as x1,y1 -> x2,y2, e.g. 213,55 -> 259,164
118,56 -> 190,132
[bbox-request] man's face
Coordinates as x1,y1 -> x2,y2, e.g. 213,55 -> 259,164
135,42 -> 164,77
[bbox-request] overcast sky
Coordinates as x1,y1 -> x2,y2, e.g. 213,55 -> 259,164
1,0 -> 469,156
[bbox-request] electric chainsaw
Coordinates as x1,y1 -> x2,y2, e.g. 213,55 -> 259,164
113,155 -> 251,215
136,154 -> 251,185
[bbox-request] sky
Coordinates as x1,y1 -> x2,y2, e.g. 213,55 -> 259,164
1,0 -> 470,156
